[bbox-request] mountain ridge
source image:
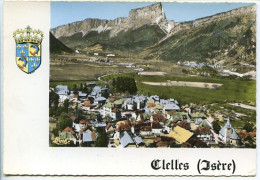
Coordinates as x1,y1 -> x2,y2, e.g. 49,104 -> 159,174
51,3 -> 174,38
50,3 -> 256,64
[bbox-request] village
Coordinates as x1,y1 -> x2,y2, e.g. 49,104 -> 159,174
49,80 -> 256,148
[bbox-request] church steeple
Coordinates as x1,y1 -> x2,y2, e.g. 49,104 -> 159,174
225,117 -> 231,128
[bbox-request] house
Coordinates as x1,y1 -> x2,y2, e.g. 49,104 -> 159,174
116,120 -> 131,132
101,102 -> 121,120
190,112 -> 207,122
79,120 -> 87,129
151,122 -> 163,135
78,91 -> 87,99
132,95 -> 147,110
94,96 -> 107,106
93,122 -> 107,128
83,99 -> 93,111
150,95 -> 160,103
169,112 -> 190,123
82,129 -> 97,143
133,136 -> 145,147
58,127 -> 77,144
123,98 -> 134,110
219,118 -> 240,146
140,126 -> 152,136
55,85 -> 70,102
55,85 -> 70,95
160,98 -> 178,106
120,131 -> 136,147
163,103 -> 180,113
90,86 -> 108,98
149,103 -> 163,113
107,53 -> 115,57
194,127 -> 214,143
86,82 -> 96,88
114,98 -> 127,108
194,118 -> 213,129
62,127 -> 75,135
163,126 -> 194,144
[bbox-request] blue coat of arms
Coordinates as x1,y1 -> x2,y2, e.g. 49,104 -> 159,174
13,26 -> 44,74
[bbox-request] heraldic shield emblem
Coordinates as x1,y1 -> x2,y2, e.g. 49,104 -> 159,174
13,26 -> 44,74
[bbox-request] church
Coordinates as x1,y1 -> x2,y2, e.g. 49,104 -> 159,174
219,118 -> 241,146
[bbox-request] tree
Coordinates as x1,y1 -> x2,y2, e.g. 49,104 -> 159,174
80,83 -> 83,91
128,78 -> 137,94
108,79 -> 114,92
63,99 -> 69,113
212,121 -> 221,133
243,122 -> 253,132
102,89 -> 109,98
73,84 -> 77,91
95,128 -> 108,147
49,91 -> 59,109
57,112 -> 72,131
113,77 -> 137,94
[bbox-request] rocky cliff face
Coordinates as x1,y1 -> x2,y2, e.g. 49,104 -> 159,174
50,3 -> 256,64
51,3 -> 175,38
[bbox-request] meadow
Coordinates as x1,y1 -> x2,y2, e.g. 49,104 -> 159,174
50,61 -> 134,81
102,73 -> 256,105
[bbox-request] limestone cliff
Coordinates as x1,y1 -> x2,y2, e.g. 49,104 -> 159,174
51,3 -> 175,38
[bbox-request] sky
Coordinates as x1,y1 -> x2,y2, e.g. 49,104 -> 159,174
51,1 -> 254,28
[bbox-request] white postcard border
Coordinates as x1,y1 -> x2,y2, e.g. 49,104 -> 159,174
2,0 -> 259,176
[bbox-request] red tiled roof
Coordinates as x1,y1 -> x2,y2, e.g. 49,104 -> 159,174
154,137 -> 161,143
169,110 -> 177,114
176,121 -> 191,130
156,141 -> 169,147
108,97 -> 116,102
84,102 -> 92,107
112,107 -> 119,112
249,131 -> 256,137
117,123 -> 131,131
147,103 -> 156,108
80,120 -> 86,124
70,116 -> 76,121
152,122 -> 163,129
161,136 -> 175,142
63,127 -> 75,134
194,127 -> 211,135
140,126 -> 152,131
238,131 -> 248,140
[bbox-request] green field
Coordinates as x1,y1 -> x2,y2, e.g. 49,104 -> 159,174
102,73 -> 256,105
50,61 -> 134,81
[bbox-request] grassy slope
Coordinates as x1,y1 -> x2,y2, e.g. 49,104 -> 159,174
146,13 -> 256,63
58,24 -> 166,52
50,32 -> 73,54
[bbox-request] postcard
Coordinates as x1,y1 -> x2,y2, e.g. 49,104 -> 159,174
2,0 -> 258,177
